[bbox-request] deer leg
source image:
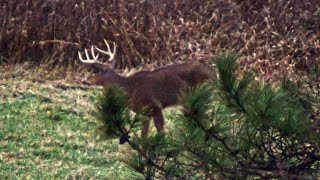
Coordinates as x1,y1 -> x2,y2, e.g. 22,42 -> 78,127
153,108 -> 165,133
141,118 -> 151,138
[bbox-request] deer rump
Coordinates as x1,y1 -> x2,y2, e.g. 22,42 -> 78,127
92,62 -> 213,137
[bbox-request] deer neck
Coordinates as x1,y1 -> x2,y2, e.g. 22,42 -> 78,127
107,71 -> 130,89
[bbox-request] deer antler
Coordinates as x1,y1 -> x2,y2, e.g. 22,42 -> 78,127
95,39 -> 116,62
78,46 -> 102,64
78,39 -> 116,65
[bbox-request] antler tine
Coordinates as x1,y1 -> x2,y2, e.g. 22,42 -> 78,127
90,46 -> 99,60
95,39 -> 116,61
78,46 -> 102,64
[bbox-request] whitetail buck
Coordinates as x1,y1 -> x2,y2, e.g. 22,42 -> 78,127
78,39 -> 213,137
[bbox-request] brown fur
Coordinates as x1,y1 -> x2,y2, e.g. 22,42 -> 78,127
87,62 -> 213,136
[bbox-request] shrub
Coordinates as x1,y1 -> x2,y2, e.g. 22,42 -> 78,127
96,55 -> 320,179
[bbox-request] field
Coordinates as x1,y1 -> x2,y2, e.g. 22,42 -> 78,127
1,1 -> 319,178
0,68 -> 144,179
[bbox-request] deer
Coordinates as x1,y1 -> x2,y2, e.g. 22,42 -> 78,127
78,39 -> 213,137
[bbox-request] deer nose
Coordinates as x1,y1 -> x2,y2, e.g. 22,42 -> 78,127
82,80 -> 91,85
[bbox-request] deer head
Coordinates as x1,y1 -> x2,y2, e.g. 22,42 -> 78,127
78,39 -> 122,87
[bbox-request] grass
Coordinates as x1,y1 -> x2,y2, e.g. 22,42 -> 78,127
0,72 -> 143,179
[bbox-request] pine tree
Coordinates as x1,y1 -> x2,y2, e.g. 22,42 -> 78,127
95,55 -> 320,179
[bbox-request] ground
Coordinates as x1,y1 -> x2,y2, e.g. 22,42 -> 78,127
0,67 -> 145,179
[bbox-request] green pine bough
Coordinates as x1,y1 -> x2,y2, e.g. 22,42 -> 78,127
95,54 -> 320,179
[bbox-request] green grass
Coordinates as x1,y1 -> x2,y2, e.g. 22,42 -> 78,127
0,78 -> 143,179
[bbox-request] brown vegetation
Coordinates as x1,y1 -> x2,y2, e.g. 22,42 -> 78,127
1,0 -> 319,83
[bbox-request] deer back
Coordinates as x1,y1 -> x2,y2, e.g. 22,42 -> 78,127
133,62 -> 213,87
